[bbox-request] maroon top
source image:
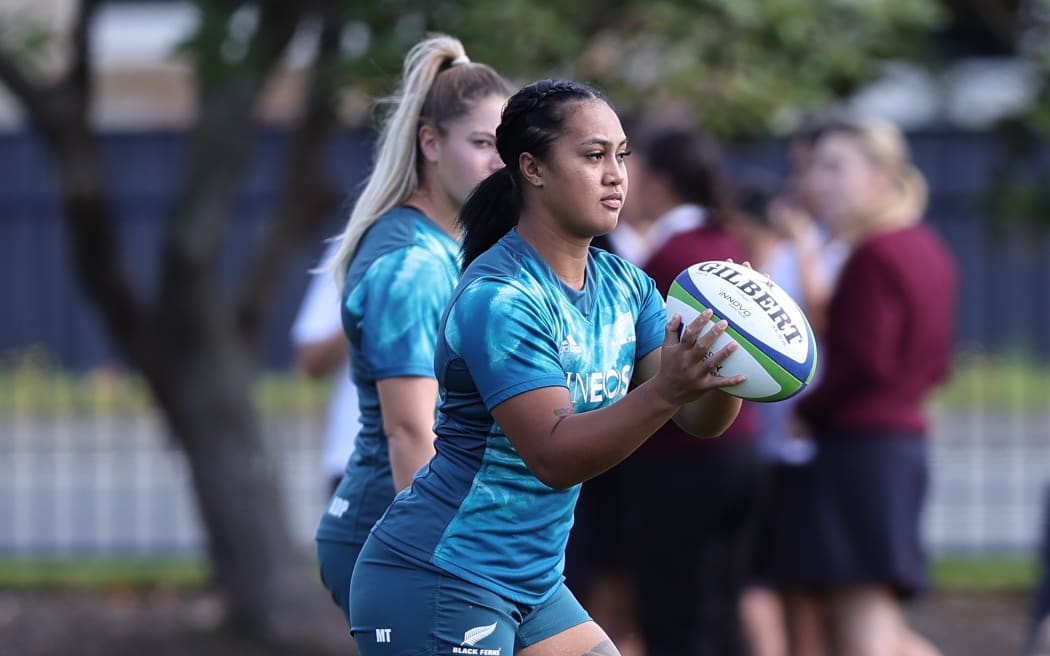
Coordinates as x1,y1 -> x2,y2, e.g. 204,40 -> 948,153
796,224 -> 958,436
636,223 -> 760,457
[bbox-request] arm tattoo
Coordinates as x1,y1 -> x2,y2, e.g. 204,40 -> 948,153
580,640 -> 620,655
552,406 -> 573,432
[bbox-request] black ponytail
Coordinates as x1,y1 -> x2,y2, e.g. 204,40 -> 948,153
457,78 -> 605,270
460,167 -> 519,269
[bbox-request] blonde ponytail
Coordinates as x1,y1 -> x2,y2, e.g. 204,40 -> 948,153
324,35 -> 468,286
854,117 -> 928,223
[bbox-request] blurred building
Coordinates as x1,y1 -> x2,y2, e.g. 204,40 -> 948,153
0,0 -> 349,129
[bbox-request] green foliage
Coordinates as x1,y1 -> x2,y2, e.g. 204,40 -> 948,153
980,47 -> 1050,237
0,11 -> 57,78
983,169 -> 1050,237
177,1 -> 316,91
176,2 -> 244,89
335,0 -> 946,139
941,2 -> 1050,237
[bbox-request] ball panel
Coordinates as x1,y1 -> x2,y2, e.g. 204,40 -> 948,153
672,265 -> 818,385
667,263 -> 819,403
666,292 -> 801,401
723,323 -> 807,401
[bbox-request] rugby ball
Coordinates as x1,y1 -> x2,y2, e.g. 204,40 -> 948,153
666,260 -> 818,402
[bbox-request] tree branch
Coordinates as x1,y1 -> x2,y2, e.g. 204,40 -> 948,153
0,0 -> 102,135
234,2 -> 344,347
60,133 -> 152,360
0,48 -> 45,119
966,0 -> 1021,52
66,0 -> 102,101
160,2 -> 309,306
56,0 -> 148,362
0,0 -> 148,360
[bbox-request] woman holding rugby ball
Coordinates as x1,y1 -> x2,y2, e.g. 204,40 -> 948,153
348,79 -> 745,655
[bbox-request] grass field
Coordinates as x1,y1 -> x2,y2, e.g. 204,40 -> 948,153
0,554 -> 1037,594
0,347 -> 333,416
3,346 -> 1050,415
933,349 -> 1050,412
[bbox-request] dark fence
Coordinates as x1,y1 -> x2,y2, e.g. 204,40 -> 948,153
0,128 -> 373,370
0,128 -> 1048,557
2,128 -> 1049,370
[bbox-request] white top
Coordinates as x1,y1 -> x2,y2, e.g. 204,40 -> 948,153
606,204 -> 707,266
291,242 -> 361,478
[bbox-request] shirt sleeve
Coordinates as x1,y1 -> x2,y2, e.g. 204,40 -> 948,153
444,278 -> 567,411
356,245 -> 456,380
633,266 -> 667,360
291,244 -> 343,345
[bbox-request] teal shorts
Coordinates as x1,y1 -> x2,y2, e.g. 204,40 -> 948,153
350,536 -> 591,655
316,537 -> 363,627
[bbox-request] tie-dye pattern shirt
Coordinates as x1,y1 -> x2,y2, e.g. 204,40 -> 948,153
370,229 -> 666,604
315,206 -> 461,545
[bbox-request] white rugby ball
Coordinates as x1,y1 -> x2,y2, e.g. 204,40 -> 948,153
666,260 -> 818,402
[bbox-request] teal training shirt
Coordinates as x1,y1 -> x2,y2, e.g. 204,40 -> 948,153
315,206 -> 461,544
370,228 -> 666,604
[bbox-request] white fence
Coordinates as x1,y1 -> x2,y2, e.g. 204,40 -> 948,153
1,408 -> 1048,556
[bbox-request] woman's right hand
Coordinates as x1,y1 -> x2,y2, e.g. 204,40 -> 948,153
650,310 -> 746,407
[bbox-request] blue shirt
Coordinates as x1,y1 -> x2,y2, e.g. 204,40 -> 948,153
371,229 -> 666,604
316,206 -> 461,544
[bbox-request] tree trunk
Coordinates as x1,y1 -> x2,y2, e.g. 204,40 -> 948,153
146,330 -> 344,649
0,3 -> 350,650
51,128 -> 346,652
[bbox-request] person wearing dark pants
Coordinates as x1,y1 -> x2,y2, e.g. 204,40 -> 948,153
1029,485 -> 1050,656
624,126 -> 765,656
619,439 -> 766,656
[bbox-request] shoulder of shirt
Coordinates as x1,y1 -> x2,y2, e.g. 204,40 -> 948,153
369,206 -> 447,248
356,208 -> 418,256
462,237 -> 527,281
589,245 -> 642,276
347,208 -> 453,286
455,240 -> 557,312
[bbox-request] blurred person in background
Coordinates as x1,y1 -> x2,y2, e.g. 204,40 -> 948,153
603,125 -> 766,656
730,174 -> 831,656
1029,487 -> 1050,656
313,33 -> 510,638
767,117 -> 957,656
775,118 -> 851,334
744,120 -> 868,656
292,240 -> 362,495
730,173 -> 832,409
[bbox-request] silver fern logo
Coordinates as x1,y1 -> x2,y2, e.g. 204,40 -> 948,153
461,622 -> 497,646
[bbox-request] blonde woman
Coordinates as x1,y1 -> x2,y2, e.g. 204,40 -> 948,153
769,117 -> 957,656
314,34 -> 510,631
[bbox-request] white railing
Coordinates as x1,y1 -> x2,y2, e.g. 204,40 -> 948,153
1,408 -> 1047,557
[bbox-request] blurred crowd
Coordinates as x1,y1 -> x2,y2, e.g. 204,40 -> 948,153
562,113 -> 957,656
